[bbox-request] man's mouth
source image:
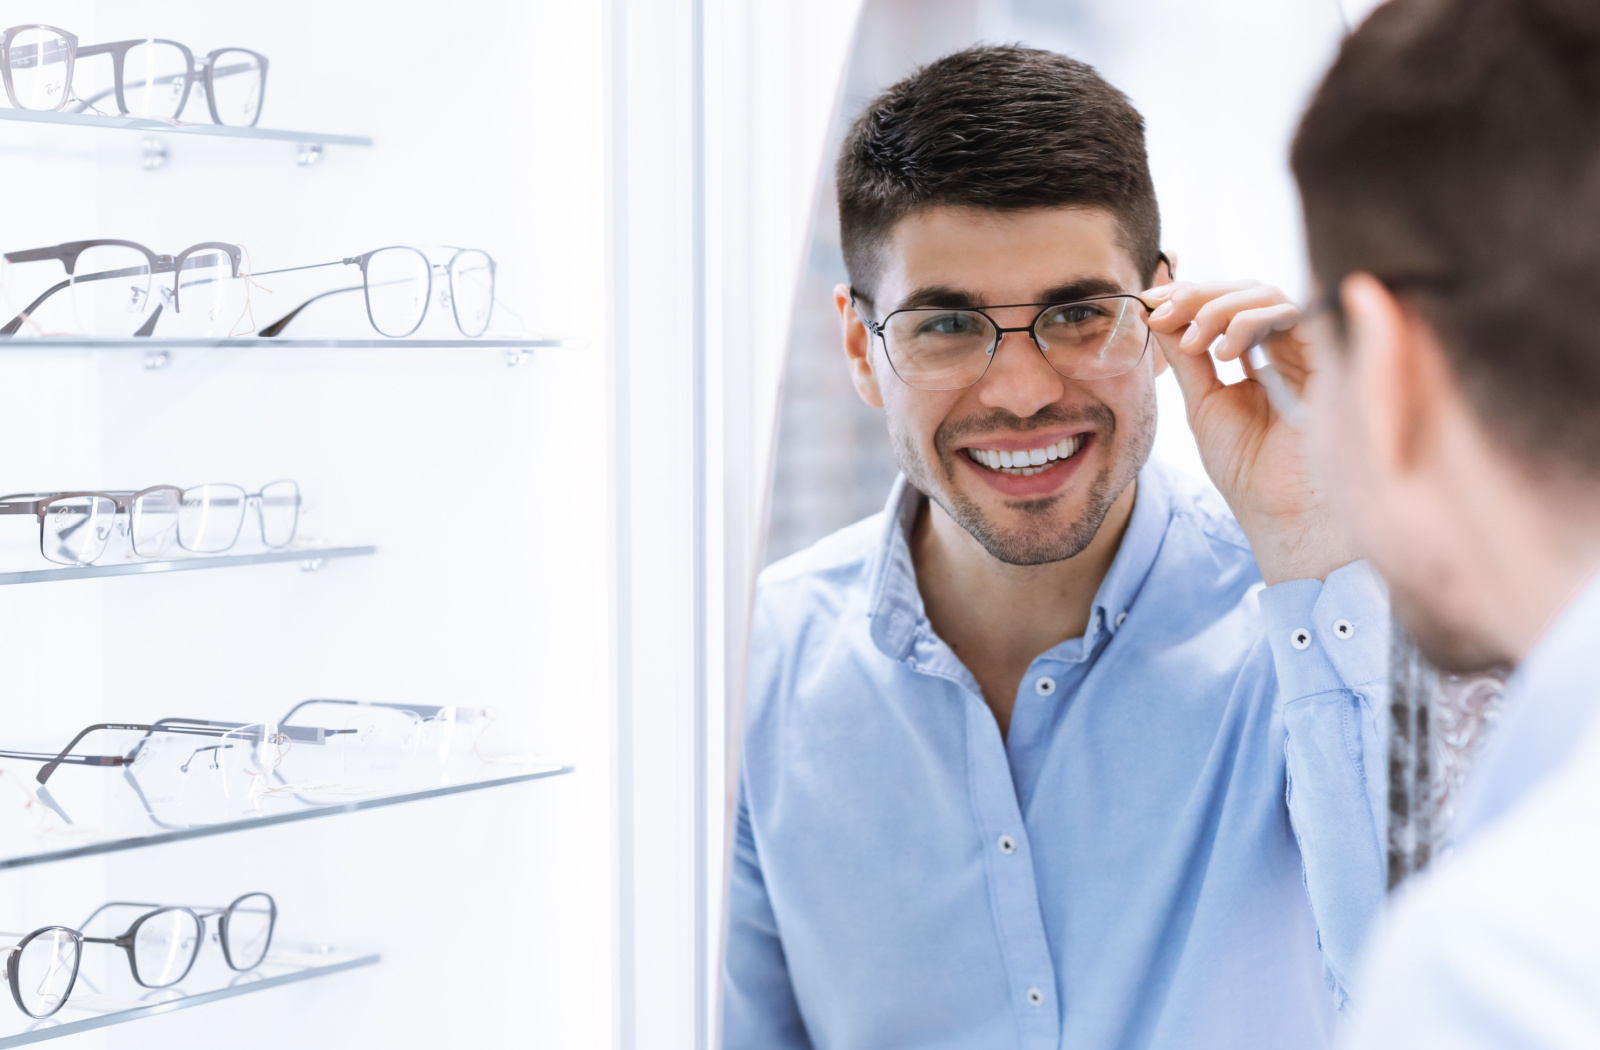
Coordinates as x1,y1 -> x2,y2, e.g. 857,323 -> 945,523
962,434 -> 1084,477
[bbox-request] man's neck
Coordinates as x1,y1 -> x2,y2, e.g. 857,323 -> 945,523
910,481 -> 1138,737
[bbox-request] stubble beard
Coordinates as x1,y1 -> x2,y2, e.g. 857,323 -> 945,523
892,391 -> 1157,566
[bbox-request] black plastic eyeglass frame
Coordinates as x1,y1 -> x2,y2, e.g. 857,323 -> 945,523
0,239 -> 244,337
254,246 -> 498,339
0,24 -> 267,125
853,292 -> 1158,391
77,892 -> 277,988
2,924 -> 81,1019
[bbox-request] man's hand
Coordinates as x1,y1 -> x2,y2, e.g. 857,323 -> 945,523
1143,280 -> 1355,585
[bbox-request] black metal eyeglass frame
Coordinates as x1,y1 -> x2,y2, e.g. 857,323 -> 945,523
0,718 -> 336,787
253,246 -> 499,339
0,25 -> 267,125
77,892 -> 278,987
0,486 -> 182,564
0,239 -> 244,337
1,924 -> 81,1018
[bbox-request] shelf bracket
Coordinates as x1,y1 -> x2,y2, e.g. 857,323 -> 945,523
296,142 -> 323,167
141,136 -> 168,171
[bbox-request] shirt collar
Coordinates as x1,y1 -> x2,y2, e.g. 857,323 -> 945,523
1451,568 -> 1600,840
865,464 -> 1176,663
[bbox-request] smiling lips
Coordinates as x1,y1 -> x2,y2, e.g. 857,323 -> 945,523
964,435 -> 1083,477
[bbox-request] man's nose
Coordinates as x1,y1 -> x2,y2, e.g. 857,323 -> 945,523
973,328 -> 1066,416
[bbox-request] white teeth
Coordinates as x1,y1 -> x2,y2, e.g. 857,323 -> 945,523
967,435 -> 1085,475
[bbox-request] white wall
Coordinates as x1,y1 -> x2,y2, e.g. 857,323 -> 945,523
0,1 -> 612,1047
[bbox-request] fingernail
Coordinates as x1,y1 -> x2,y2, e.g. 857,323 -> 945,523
1149,302 -> 1172,322
1179,322 -> 1199,348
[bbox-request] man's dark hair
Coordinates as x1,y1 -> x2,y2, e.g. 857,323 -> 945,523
1293,0 -> 1600,476
836,45 -> 1160,304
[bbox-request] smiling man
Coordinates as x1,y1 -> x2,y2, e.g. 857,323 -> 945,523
724,47 -> 1389,1049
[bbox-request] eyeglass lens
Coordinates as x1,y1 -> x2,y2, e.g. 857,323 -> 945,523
41,496 -> 118,566
118,41 -> 189,118
4,28 -> 72,111
219,893 -> 275,970
11,927 -> 78,1018
69,244 -> 155,335
130,907 -> 201,987
879,297 -> 1150,391
364,248 -> 431,337
206,49 -> 263,126
448,250 -> 495,337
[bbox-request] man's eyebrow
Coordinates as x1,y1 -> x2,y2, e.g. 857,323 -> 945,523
893,276 -> 1133,312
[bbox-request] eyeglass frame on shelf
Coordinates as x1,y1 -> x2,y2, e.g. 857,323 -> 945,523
0,719 -> 336,787
0,239 -> 244,337
0,24 -> 267,124
77,892 -> 278,986
253,245 -> 498,339
0,480 -> 302,566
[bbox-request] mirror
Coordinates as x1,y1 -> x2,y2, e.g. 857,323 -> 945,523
724,2 -> 1410,1046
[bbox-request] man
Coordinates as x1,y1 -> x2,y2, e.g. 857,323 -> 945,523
725,47 -> 1388,1048
1284,0 -> 1600,1044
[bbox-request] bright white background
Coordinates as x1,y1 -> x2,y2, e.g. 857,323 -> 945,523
0,1 -> 611,1047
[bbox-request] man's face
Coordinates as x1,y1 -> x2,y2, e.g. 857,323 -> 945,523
845,206 -> 1161,565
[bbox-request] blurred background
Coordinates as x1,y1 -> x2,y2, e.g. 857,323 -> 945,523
766,0 -> 1380,562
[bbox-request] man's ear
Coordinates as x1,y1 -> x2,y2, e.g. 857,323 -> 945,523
1148,252 -> 1177,378
1341,272 -> 1453,475
836,283 -> 884,408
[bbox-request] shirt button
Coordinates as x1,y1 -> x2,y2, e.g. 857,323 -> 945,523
1333,618 -> 1355,640
1034,676 -> 1056,696
1115,611 -> 1127,628
1290,628 -> 1312,650
1026,987 -> 1044,1007
1091,611 -> 1102,633
997,834 -> 1017,854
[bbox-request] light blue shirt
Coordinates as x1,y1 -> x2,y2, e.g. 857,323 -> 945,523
725,462 -> 1390,1050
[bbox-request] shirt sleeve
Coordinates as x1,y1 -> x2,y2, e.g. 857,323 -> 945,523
721,778 -> 814,1050
1257,560 -> 1390,1007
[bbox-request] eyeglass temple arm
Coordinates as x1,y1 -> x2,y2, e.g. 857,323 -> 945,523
277,698 -> 448,724
0,279 -> 69,336
259,286 -> 363,337
37,722 -> 249,785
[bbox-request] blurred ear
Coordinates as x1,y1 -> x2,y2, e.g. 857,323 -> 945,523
836,283 -> 884,408
1149,253 -> 1176,378
1341,273 -> 1454,475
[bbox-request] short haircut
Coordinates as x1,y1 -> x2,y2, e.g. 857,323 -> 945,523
1292,0 -> 1600,476
836,45 -> 1161,305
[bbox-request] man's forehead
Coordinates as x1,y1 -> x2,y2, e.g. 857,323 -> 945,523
879,204 -> 1141,305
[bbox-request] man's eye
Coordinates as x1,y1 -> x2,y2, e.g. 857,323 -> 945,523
916,312 -> 982,336
1045,304 -> 1102,326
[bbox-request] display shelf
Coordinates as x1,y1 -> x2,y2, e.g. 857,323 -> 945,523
0,337 -> 577,350
0,762 -> 573,870
0,545 -> 376,586
0,107 -> 371,146
0,944 -> 378,1046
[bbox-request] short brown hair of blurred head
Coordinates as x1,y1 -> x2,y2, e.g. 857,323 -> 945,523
835,45 -> 1161,306
1292,0 -> 1600,477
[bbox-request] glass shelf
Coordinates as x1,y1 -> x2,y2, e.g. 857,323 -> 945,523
0,338 -> 577,350
0,944 -> 378,1046
0,762 -> 574,870
0,107 -> 371,146
0,545 -> 376,586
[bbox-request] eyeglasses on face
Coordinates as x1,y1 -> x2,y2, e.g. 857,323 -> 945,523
0,239 -> 245,338
0,24 -> 266,125
853,293 -> 1157,392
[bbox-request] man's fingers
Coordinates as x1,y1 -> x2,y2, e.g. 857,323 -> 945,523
1172,286 -> 1299,357
1216,303 -> 1302,361
1144,279 -> 1259,333
1155,328 -> 1223,412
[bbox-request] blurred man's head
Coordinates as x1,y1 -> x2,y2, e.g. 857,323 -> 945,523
833,46 -> 1170,565
1293,0 -> 1600,670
